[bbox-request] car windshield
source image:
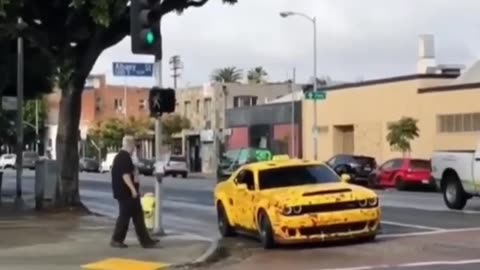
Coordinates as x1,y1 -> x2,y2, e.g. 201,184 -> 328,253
352,156 -> 376,167
23,152 -> 38,159
410,159 -> 431,170
170,156 -> 186,162
258,164 -> 340,190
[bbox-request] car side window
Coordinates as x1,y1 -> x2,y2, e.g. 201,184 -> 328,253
327,156 -> 337,166
391,159 -> 404,169
237,169 -> 255,191
380,160 -> 394,170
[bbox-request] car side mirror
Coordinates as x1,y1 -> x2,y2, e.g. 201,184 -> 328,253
340,174 -> 351,183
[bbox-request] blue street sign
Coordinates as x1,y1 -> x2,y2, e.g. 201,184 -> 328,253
112,62 -> 154,77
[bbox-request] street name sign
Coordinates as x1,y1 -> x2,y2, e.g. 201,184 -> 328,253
112,62 -> 154,77
305,91 -> 327,100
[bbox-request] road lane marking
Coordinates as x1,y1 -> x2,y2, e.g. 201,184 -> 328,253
82,258 -> 169,270
381,220 -> 443,231
317,258 -> 480,270
378,226 -> 480,239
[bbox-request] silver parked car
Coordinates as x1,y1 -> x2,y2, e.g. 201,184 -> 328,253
164,155 -> 188,178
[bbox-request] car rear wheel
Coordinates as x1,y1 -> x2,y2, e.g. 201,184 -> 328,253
217,203 -> 235,237
182,173 -> 188,178
395,176 -> 406,191
443,174 -> 468,210
258,211 -> 275,249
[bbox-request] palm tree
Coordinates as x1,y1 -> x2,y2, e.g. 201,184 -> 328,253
247,66 -> 268,84
211,67 -> 243,83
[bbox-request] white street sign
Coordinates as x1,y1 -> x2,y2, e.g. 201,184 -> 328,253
1,97 -> 18,111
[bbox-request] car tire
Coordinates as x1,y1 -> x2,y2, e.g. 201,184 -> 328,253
395,176 -> 407,191
258,211 -> 275,249
182,173 -> 188,178
217,202 -> 235,237
442,173 -> 468,210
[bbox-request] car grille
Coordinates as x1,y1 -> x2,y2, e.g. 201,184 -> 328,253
289,200 -> 376,216
299,221 -> 367,236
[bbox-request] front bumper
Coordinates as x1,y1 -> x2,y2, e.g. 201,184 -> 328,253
271,208 -> 381,244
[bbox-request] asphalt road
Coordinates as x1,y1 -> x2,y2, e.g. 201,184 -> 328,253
3,169 -> 480,270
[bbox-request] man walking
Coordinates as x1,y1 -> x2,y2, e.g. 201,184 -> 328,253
110,135 -> 159,248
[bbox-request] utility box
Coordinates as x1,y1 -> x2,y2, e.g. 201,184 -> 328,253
35,159 -> 60,210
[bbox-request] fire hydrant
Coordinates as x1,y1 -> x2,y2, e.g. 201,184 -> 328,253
141,192 -> 155,230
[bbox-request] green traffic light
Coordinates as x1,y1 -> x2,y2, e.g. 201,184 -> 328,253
146,31 -> 155,45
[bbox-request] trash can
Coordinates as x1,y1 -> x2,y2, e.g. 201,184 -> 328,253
141,193 -> 155,230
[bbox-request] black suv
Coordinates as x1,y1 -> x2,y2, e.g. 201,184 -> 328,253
326,154 -> 377,185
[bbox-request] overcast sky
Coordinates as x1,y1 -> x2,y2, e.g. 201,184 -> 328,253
91,0 -> 480,88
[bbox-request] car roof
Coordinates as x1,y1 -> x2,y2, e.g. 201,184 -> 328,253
242,158 -> 324,171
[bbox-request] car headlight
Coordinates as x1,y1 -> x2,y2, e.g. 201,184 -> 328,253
293,205 -> 302,214
282,206 -> 293,215
368,197 -> 378,207
358,199 -> 368,207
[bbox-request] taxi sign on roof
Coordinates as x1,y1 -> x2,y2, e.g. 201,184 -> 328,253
271,155 -> 290,161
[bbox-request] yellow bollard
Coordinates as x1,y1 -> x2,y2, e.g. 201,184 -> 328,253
141,192 -> 155,230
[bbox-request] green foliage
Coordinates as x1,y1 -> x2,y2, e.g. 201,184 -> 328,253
211,66 -> 243,83
88,114 -> 190,149
161,114 -> 191,144
247,66 -> 268,84
386,117 -> 420,156
0,98 -> 48,148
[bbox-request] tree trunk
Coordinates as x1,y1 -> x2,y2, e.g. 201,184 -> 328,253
55,82 -> 84,208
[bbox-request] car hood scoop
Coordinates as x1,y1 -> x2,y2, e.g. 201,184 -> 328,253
302,188 -> 352,197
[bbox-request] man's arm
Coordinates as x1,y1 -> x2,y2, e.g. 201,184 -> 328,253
123,173 -> 138,198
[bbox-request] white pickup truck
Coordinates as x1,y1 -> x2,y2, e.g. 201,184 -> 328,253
431,146 -> 480,210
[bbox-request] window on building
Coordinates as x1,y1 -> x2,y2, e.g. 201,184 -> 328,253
139,99 -> 145,110
233,95 -> 258,108
203,98 -> 212,117
184,101 -> 191,117
438,113 -> 480,133
95,97 -> 102,111
196,99 -> 200,113
114,98 -> 123,110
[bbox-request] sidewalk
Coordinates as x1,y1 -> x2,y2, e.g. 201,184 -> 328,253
0,200 -> 218,270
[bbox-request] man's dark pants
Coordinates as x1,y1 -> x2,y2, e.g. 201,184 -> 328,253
112,198 -> 151,244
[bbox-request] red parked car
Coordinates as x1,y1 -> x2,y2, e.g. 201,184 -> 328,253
368,158 -> 436,190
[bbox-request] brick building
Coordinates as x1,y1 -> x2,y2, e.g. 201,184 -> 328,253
45,74 -> 154,160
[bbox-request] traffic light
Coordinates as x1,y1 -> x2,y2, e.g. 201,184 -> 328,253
130,0 -> 162,55
148,87 -> 176,117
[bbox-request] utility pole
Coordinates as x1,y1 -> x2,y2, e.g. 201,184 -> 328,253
153,23 -> 164,236
290,68 -> 296,157
35,99 -> 39,153
169,55 -> 183,89
15,17 -> 24,201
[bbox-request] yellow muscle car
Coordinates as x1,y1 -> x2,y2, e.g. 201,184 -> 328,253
214,157 -> 381,249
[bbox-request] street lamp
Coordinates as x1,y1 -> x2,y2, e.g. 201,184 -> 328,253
280,11 -> 319,160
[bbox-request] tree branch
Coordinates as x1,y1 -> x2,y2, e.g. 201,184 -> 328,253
185,0 -> 209,8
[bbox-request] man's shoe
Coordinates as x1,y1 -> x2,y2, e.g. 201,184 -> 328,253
110,241 -> 128,248
141,239 -> 160,249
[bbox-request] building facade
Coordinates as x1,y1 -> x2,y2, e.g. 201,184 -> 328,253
174,82 -> 294,173
45,74 -> 154,160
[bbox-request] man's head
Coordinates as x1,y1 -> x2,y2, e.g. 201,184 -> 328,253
122,135 -> 136,154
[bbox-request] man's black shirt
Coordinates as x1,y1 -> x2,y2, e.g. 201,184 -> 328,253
111,150 -> 139,200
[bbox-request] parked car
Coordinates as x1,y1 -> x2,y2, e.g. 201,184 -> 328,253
136,157 -> 155,176
79,157 -> 100,173
0,154 -> 16,169
326,154 -> 377,185
100,152 -> 117,173
368,158 -> 435,190
22,151 -> 39,170
164,155 -> 188,178
431,147 -> 480,210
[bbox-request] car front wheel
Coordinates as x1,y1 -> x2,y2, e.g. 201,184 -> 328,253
217,203 -> 235,237
258,211 -> 275,249
443,174 -> 468,210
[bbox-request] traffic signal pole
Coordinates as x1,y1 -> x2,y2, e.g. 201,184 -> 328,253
153,53 -> 165,236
